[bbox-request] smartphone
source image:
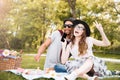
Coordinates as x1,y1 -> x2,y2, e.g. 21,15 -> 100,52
61,33 -> 67,42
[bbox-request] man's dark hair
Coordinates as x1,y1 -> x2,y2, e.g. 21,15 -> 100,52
63,18 -> 76,25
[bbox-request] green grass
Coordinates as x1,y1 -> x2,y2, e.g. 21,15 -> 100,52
106,62 -> 120,70
23,51 -> 120,59
21,54 -> 120,70
94,52 -> 120,59
0,54 -> 120,80
21,55 -> 45,69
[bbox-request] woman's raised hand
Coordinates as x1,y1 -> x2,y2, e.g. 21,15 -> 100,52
93,21 -> 104,32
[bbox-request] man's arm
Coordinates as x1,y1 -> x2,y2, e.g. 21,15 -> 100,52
34,38 -> 52,62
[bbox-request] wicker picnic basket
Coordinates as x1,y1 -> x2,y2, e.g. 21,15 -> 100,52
0,49 -> 22,70
0,57 -> 22,70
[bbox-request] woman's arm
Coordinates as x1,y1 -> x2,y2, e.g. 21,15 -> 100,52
61,40 -> 71,64
92,21 -> 111,46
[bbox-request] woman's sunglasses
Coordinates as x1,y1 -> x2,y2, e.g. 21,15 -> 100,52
63,24 -> 73,28
75,25 -> 85,31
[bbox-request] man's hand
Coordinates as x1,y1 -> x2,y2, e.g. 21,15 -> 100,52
34,53 -> 40,62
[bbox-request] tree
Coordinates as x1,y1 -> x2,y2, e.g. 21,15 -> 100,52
8,0 -> 59,50
0,0 -> 13,49
0,0 -> 12,22
65,0 -> 77,18
1,0 -> 119,52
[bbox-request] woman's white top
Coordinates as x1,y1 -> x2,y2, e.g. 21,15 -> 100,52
70,37 -> 94,59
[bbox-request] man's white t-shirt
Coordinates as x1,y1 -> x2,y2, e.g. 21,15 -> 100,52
44,30 -> 62,69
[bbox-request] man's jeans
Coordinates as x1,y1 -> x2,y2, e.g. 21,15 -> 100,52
54,64 -> 67,73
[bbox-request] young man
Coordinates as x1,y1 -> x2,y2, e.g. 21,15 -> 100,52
34,18 -> 75,71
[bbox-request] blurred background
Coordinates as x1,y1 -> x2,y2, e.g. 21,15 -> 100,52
0,0 -> 120,54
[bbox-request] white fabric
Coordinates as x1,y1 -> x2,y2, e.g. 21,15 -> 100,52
66,37 -> 113,76
44,30 -> 62,69
70,37 -> 94,59
65,57 -> 93,74
64,37 -> 95,74
6,69 -> 68,80
6,69 -> 120,80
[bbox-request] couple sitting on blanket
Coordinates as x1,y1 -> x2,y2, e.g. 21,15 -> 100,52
35,19 -> 118,80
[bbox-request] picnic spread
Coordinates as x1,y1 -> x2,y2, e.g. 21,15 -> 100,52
5,68 -> 120,80
0,49 -> 68,80
0,49 -> 120,80
6,68 -> 68,80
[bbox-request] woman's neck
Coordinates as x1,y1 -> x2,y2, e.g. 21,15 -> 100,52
75,36 -> 81,44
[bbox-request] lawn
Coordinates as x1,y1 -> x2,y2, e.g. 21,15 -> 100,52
0,53 -> 120,80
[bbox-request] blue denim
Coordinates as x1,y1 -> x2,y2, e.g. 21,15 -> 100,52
54,64 -> 67,73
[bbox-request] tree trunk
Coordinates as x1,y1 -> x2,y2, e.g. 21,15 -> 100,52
67,0 -> 76,18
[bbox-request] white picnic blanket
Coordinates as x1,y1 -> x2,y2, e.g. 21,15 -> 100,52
6,69 -> 68,80
6,69 -> 120,80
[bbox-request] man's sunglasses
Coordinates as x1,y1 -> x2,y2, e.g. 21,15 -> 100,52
63,24 -> 73,28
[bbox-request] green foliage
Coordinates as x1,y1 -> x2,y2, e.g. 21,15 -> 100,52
0,22 -> 11,49
0,0 -> 119,52
55,0 -> 71,20
75,0 -> 120,51
7,0 -> 60,50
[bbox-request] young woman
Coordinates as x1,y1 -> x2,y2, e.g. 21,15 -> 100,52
61,20 -> 111,80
